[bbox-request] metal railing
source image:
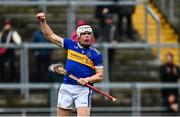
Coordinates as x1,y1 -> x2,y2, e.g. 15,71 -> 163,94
153,0 -> 180,33
146,6 -> 161,60
0,43 -> 179,97
154,0 -> 176,23
0,0 -> 179,116
0,82 -> 179,116
0,0 -> 153,38
0,0 -> 162,57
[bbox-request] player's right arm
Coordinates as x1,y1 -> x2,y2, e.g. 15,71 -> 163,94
36,12 -> 63,47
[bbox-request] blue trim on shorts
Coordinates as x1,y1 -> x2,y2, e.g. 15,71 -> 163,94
88,88 -> 92,107
57,85 -> 61,94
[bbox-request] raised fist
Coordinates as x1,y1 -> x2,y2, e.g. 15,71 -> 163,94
36,12 -> 46,21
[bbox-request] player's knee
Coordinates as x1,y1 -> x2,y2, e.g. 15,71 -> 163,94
77,107 -> 90,116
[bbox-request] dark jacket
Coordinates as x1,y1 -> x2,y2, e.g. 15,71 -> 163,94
114,0 -> 135,15
159,63 -> 180,100
32,30 -> 52,58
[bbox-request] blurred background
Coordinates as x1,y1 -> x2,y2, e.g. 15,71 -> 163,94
0,0 -> 180,116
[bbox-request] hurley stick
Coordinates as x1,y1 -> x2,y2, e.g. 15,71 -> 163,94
53,64 -> 117,102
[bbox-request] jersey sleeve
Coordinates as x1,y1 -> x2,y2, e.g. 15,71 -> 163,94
94,54 -> 103,68
63,38 -> 73,50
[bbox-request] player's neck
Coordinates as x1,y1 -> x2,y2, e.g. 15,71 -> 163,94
78,42 -> 90,49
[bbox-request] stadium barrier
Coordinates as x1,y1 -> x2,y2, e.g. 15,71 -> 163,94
0,82 -> 179,116
0,0 -> 163,94
0,42 -> 179,97
0,43 -> 180,116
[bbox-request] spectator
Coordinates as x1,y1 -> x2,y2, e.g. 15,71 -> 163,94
159,52 -> 180,115
96,14 -> 117,75
0,19 -> 22,82
32,27 -> 53,82
95,3 -> 115,38
97,13 -> 118,43
114,0 -> 136,41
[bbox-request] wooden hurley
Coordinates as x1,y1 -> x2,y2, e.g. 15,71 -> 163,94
53,65 -> 117,102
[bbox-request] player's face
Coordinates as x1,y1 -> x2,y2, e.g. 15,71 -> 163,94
79,32 -> 93,48
4,24 -> 11,31
166,54 -> 173,63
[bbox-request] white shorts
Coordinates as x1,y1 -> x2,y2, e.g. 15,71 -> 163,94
57,84 -> 93,110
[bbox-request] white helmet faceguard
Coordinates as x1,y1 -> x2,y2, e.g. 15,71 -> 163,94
76,25 -> 93,38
